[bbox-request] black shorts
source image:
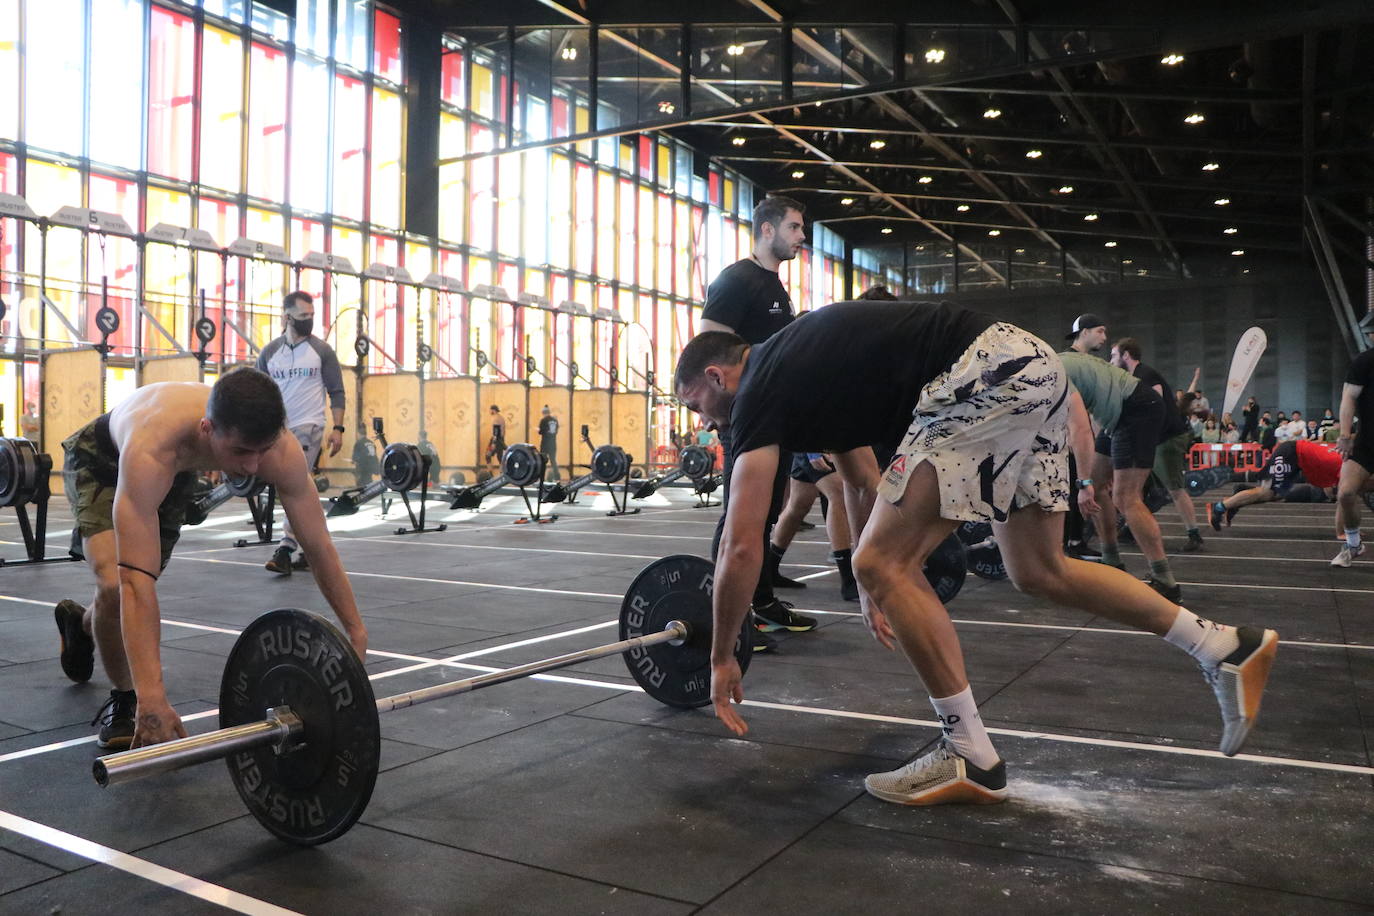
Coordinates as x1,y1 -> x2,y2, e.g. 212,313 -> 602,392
789,452 -> 835,484
1350,435 -> 1374,475
1094,386 -> 1164,470
1260,440 -> 1302,498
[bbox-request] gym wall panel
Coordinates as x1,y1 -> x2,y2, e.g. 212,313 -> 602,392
528,385 -> 573,477
41,347 -> 105,487
427,377 -> 478,472
480,382 -> 527,451
572,389 -> 612,468
362,373 -> 421,445
138,355 -> 201,386
612,392 -> 651,469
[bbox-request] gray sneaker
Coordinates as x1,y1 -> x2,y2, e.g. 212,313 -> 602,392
1202,627 -> 1278,757
1330,544 -> 1365,567
864,737 -> 1007,806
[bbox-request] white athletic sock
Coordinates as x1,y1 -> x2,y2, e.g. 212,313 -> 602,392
1345,528 -> 1361,549
1163,607 -> 1241,668
929,685 -> 999,769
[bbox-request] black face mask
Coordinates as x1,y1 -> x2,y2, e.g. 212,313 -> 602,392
291,317 -> 314,337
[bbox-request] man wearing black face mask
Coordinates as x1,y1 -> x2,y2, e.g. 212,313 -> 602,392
257,290 -> 346,574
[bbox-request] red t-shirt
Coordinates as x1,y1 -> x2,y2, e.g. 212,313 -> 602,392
1296,439 -> 1342,488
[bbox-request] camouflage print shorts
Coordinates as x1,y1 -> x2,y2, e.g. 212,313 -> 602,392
62,417 -> 197,571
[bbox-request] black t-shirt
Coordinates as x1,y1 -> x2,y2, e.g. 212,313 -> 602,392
702,258 -> 794,344
1132,362 -> 1187,437
538,416 -> 559,438
1242,402 -> 1259,429
1347,349 -> 1374,439
729,301 -> 995,460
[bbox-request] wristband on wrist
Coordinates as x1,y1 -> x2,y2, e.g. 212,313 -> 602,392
1077,478 -> 1094,487
333,425 -> 346,433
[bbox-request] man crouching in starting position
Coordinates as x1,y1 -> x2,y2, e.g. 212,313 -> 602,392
54,367 -> 368,750
674,300 -> 1278,805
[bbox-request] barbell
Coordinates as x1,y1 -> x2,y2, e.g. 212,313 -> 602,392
0,438 -> 43,508
92,555 -> 752,846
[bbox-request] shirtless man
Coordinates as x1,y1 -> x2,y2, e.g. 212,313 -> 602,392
53,367 -> 368,750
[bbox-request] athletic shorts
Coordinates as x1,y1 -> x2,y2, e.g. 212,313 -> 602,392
1153,429 -> 1193,491
1093,385 -> 1164,470
1261,440 -> 1303,498
789,452 -> 835,485
62,416 -> 197,571
877,322 -> 1070,523
1350,435 -> 1374,475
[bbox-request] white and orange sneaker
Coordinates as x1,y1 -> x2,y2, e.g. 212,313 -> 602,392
864,737 -> 1008,806
1204,626 -> 1278,756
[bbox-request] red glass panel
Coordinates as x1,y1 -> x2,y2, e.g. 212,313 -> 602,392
440,47 -> 465,106
373,9 -> 402,81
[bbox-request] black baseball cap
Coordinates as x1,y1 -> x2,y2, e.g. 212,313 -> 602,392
1066,313 -> 1106,340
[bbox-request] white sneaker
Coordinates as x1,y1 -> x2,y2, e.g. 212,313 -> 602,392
1201,627 -> 1278,756
1330,543 -> 1366,567
864,737 -> 1007,806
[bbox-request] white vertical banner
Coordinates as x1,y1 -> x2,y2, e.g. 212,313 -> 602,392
1223,327 -> 1268,419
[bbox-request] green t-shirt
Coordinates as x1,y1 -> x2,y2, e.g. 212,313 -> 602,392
1059,350 -> 1141,436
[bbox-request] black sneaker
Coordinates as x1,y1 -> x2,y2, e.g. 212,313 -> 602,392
265,545 -> 293,575
91,689 -> 137,750
291,552 -> 310,571
797,520 -> 816,531
1143,577 -> 1183,603
754,598 -> 818,633
54,599 -> 94,683
1208,501 -> 1225,531
1183,530 -> 1204,552
752,626 -> 777,653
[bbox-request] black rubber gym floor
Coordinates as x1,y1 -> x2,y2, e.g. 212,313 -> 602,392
1,483 -> 1371,914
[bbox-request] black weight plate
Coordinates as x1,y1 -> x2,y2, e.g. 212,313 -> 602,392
381,443 -> 424,492
0,438 -> 38,508
1184,471 -> 1206,495
966,540 -> 1007,581
955,520 -> 992,547
448,470 -> 466,485
619,555 -> 751,709
226,474 -> 264,498
502,443 -> 542,487
314,474 -> 330,493
923,533 -> 967,602
679,445 -> 713,481
591,445 -> 628,483
220,609 -> 378,846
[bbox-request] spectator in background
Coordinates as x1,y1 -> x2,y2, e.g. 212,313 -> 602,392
1223,421 -> 1241,444
1320,407 -> 1337,435
1287,411 -> 1307,441
19,402 -> 38,440
1307,419 -> 1321,440
1201,418 -> 1222,443
1259,413 -> 1278,450
1241,397 -> 1260,442
1193,390 -> 1211,414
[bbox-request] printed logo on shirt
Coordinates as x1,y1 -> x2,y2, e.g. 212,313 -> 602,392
883,454 -> 907,488
769,299 -> 788,314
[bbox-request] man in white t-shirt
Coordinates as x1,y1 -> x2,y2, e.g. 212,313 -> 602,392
256,291 -> 346,574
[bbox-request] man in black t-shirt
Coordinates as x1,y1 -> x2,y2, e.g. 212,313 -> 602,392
1331,312 -> 1374,567
674,301 -> 1278,808
537,405 -> 560,481
1112,337 -> 1204,551
699,195 -> 813,641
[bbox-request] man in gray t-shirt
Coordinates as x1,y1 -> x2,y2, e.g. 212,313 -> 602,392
256,290 -> 346,574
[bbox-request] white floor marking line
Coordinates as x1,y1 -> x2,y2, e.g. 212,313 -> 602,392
0,811 -> 303,916
175,556 -> 624,599
343,537 -> 831,568
738,701 -> 1374,776
0,594 -> 56,607
409,524 -> 834,547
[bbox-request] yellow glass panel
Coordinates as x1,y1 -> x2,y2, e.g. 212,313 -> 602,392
724,178 -> 735,214
200,25 -> 244,193
471,62 -> 493,118
370,88 -> 403,227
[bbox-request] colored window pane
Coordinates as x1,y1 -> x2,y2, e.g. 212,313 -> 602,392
374,9 -> 403,82
200,26 -> 245,193
656,193 -> 673,295
468,125 -> 494,250
496,153 -> 521,256
657,144 -> 672,189
89,0 -> 143,170
573,163 -> 593,274
148,6 -> 195,179
371,88 -> 403,228
438,111 -> 465,243
637,187 -> 654,287
198,198 -> 240,340
520,150 -> 546,264
290,217 -> 326,262
290,56 -> 329,212
440,46 -> 465,107
336,0 -> 369,71
595,171 -> 615,279
471,61 -> 494,119
24,0 -> 84,156
617,179 -> 635,281
0,6 -> 16,141
547,154 -> 570,270
332,74 -> 366,220
248,43 -> 288,201
296,0 -> 330,56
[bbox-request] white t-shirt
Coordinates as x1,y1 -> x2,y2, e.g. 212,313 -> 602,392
256,335 -> 346,429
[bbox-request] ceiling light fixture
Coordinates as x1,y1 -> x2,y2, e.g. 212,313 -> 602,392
1231,249 -> 1245,256
869,139 -> 886,150
1214,197 -> 1231,206
726,44 -> 744,56
1057,185 -> 1074,194
1202,161 -> 1220,171
1014,248 -> 1025,253
918,175 -> 933,184
881,227 -> 893,234
925,48 -> 946,64
1083,212 -> 1099,221
1104,240 -> 1118,248
790,170 -> 805,179
657,100 -> 675,115
1184,112 -> 1205,125
956,204 -> 970,212
731,136 -> 746,146
840,197 -> 855,205
559,47 -> 578,61
1161,53 -> 1184,65
1223,227 -> 1238,234
1025,149 -> 1043,159
988,229 -> 1001,237
1122,259 -> 1134,264
983,107 -> 1002,119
